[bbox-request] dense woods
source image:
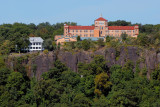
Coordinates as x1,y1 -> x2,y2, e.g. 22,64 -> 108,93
0,20 -> 160,106
1,55 -> 160,106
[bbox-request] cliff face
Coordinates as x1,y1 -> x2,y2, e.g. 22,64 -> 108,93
6,46 -> 160,79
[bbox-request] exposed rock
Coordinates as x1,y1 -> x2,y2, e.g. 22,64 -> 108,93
5,47 -> 160,79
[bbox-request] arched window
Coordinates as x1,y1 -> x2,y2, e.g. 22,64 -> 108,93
101,31 -> 102,34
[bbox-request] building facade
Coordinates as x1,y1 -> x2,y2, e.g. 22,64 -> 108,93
55,16 -> 139,44
28,37 -> 44,51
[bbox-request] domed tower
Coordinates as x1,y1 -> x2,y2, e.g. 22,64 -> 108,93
94,15 -> 108,37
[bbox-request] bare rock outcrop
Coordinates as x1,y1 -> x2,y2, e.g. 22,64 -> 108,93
6,47 -> 160,79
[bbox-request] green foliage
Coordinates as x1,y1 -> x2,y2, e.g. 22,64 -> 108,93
0,40 -> 13,55
75,41 -> 82,49
137,33 -> 150,46
76,36 -> 81,41
108,20 -> 131,26
78,55 -> 108,76
72,93 -> 92,107
43,49 -> 49,54
94,72 -> 112,96
97,38 -> 105,48
121,32 -> 128,42
63,42 -> 76,50
152,68 -> 160,80
0,57 -> 5,68
58,42 -> 61,50
0,67 -> 11,85
0,22 -> 77,54
81,39 -> 91,51
43,38 -> 54,51
1,49 -> 160,106
105,36 -> 112,43
42,60 -> 68,80
52,41 -> 57,50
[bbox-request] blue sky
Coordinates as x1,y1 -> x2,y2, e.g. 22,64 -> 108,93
0,0 -> 160,25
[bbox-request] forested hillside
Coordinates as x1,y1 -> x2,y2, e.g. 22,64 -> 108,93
0,20 -> 160,106
1,54 -> 160,106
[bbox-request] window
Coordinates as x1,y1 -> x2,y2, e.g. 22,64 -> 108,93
30,47 -> 32,49
36,43 -> 38,45
101,31 -> 102,34
99,21 -> 104,25
90,30 -> 93,32
84,30 -> 88,32
73,30 -> 74,32
80,30 -> 82,32
39,43 -> 41,45
76,30 -> 78,32
102,27 -> 103,30
33,43 -> 35,45
33,47 -> 35,49
39,47 -> 41,49
36,47 -> 38,49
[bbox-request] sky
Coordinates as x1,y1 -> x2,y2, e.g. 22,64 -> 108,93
0,0 -> 160,25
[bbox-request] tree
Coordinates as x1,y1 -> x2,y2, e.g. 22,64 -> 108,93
94,72 -> 112,96
72,93 -> 92,107
137,33 -> 150,46
58,42 -> 61,50
97,38 -> 105,48
0,40 -> 13,55
77,36 -> 81,41
155,38 -> 160,47
42,60 -> 68,80
6,72 -> 28,101
0,67 -> 11,85
105,36 -> 112,43
78,75 -> 95,97
34,79 -> 64,106
75,41 -> 82,49
43,38 -> 54,51
121,33 -> 128,42
92,95 -> 109,107
52,41 -> 57,50
81,39 -> 90,51
108,20 -> 131,26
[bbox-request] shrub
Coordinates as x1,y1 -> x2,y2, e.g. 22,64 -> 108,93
43,49 -> 49,54
82,39 -> 90,51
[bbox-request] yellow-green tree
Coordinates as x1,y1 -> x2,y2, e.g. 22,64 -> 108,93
94,72 -> 112,96
0,40 -> 13,55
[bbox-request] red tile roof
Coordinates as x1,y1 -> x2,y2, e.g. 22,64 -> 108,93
95,17 -> 108,21
108,26 -> 135,30
68,26 -> 94,30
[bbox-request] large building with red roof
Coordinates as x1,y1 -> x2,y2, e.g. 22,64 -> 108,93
55,16 -> 139,44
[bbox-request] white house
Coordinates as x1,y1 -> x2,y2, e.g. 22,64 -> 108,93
28,37 -> 44,52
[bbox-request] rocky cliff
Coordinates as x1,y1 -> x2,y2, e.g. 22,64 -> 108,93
6,46 -> 160,79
